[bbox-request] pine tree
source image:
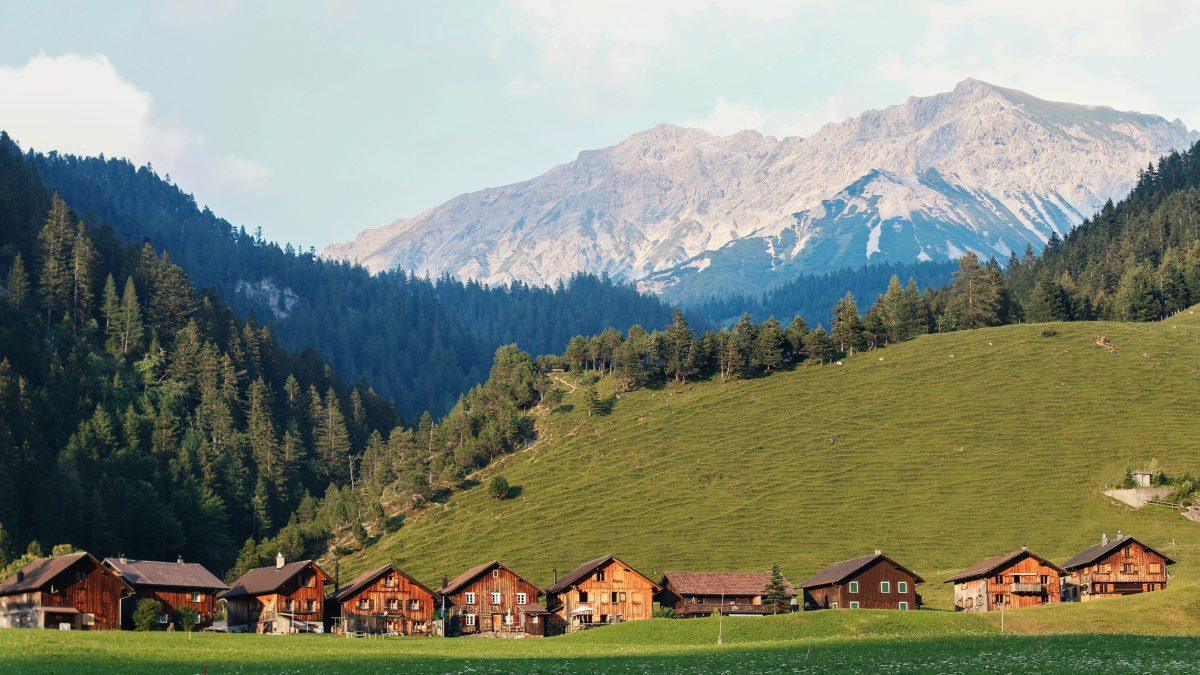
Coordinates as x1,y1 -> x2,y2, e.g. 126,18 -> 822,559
784,315 -> 809,362
120,277 -> 144,355
754,317 -> 785,372
314,388 -> 352,483
830,292 -> 866,355
37,194 -> 75,327
806,327 -> 835,364
762,564 -> 791,614
663,309 -> 696,383
101,275 -> 122,355
5,253 -> 30,311
251,476 -> 273,540
70,220 -> 96,331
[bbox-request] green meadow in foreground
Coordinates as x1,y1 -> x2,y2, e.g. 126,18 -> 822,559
1,611 -> 1198,674
344,312 -> 1200,611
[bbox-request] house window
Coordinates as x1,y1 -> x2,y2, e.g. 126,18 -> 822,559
993,594 -> 1004,606
1149,563 -> 1162,574
464,613 -> 476,627
190,592 -> 202,603
1122,563 -> 1135,574
409,599 -> 420,611
848,581 -> 859,594
516,592 -> 527,605
596,570 -> 606,582
1040,575 -> 1049,585
880,581 -> 890,593
465,592 -> 476,605
599,614 -> 608,623
387,599 -> 399,610
490,592 -> 501,605
76,571 -> 86,581
897,581 -> 907,594
849,601 -> 860,609
994,575 -> 1003,584
611,592 -> 619,603
493,569 -> 500,579
578,591 -> 589,602
830,602 -> 839,609
307,600 -> 317,612
898,602 -> 909,611
620,592 -> 627,602
359,598 -> 371,610
1124,547 -> 1133,558
385,576 -> 396,587
531,616 -> 539,625
158,613 -> 169,624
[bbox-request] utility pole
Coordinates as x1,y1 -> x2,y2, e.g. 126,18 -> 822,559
717,591 -> 724,645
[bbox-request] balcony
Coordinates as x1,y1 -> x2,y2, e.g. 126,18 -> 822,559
1009,583 -> 1046,594
679,603 -> 776,616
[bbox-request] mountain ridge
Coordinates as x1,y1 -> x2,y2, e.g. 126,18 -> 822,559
326,79 -> 1197,301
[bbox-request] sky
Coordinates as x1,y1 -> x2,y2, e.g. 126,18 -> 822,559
1,0 -> 1199,250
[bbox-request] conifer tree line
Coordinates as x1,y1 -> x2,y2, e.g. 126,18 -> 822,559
26,138 -> 684,419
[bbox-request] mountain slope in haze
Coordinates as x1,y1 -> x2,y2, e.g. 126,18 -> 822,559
327,79 -> 1197,302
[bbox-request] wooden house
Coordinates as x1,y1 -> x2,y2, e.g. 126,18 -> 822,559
0,552 -> 133,630
657,571 -> 794,617
798,550 -> 923,610
103,556 -> 227,630
1060,533 -> 1175,602
328,563 -> 439,635
437,561 -> 547,637
946,547 -> 1063,612
544,555 -> 659,632
219,554 -> 329,633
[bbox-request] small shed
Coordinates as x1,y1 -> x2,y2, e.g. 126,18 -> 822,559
1131,471 -> 1153,488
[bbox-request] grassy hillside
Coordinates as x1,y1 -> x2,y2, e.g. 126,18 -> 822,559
344,311 -> 1200,619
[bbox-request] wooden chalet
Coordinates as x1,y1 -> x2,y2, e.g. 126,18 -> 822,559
946,547 -> 1063,612
219,554 -> 329,633
0,552 -> 133,630
103,556 -> 227,630
798,551 -> 922,611
1060,533 -> 1175,602
657,571 -> 795,617
328,563 -> 439,636
437,561 -> 547,637
544,555 -> 659,633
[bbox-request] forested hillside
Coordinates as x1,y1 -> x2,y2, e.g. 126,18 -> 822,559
0,136 -> 556,580
26,143 -> 682,419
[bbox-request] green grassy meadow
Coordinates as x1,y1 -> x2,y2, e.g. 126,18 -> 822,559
344,312 -> 1200,613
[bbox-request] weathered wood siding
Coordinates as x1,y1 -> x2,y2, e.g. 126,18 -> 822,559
552,559 -> 656,631
126,588 -> 218,629
38,558 -> 127,630
336,570 -> 437,635
445,565 -> 542,636
952,578 -> 990,613
1065,540 -> 1169,601
226,564 -> 329,633
804,559 -> 920,610
954,553 -> 1061,612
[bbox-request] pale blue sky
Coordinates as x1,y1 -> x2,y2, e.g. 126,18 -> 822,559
2,0 -> 1198,249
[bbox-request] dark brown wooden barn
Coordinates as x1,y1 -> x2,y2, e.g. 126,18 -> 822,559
438,561 -> 546,637
946,546 -> 1063,612
1061,533 -> 1175,602
103,556 -> 227,630
0,552 -> 133,630
327,563 -> 439,635
798,551 -> 922,611
220,554 -> 329,633
657,571 -> 795,617
545,555 -> 660,633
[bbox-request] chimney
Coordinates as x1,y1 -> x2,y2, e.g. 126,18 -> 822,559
16,571 -> 24,582
441,574 -> 448,590
1102,533 -> 1109,545
874,549 -> 882,556
1116,530 -> 1123,540
334,559 -> 340,595
1022,544 -> 1027,550
553,569 -> 558,585
276,552 -> 285,569
177,555 -> 184,565
119,554 -> 127,564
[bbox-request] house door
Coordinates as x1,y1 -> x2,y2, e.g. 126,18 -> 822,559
491,613 -> 502,631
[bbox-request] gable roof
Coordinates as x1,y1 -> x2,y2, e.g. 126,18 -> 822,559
103,558 -> 227,591
545,555 -> 660,594
799,553 -> 924,588
660,571 -> 793,596
437,561 -> 540,596
331,564 -> 438,603
220,560 -> 326,600
1061,535 -> 1177,570
0,552 -> 132,596
945,548 -> 1065,583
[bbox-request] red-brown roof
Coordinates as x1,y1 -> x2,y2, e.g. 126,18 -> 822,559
517,603 -> 550,615
331,564 -> 438,603
660,571 -> 793,596
799,553 -> 924,588
220,560 -> 326,600
103,558 -> 227,591
437,561 -> 540,596
1061,535 -> 1176,570
0,552 -> 132,596
945,548 -> 1064,583
545,555 -> 660,594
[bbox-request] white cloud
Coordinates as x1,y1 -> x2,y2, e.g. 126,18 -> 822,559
0,52 -> 271,200
681,89 -> 863,139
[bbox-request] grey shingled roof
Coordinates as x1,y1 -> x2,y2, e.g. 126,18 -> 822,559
945,549 -> 1064,583
661,571 -> 793,596
331,564 -> 438,603
799,553 -> 924,588
437,561 -> 540,596
545,555 -> 659,594
104,558 -> 227,591
0,552 -> 91,595
1061,535 -> 1176,571
220,560 -> 325,600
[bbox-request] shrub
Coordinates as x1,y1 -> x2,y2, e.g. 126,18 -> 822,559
489,476 -> 510,500
133,598 -> 162,631
175,606 -> 199,633
652,607 -> 678,619
1041,328 -> 1057,337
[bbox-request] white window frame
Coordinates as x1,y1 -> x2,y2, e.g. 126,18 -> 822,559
849,601 -> 860,609
516,592 -> 527,605
190,592 -> 202,603
409,599 -> 420,610
490,592 -> 502,605
848,581 -> 859,594
831,601 -> 839,609
464,613 -> 476,627
465,592 -> 476,605
897,581 -> 908,594
880,581 -> 891,593
898,601 -> 909,611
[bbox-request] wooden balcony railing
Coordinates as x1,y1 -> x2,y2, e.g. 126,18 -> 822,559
1009,583 -> 1046,594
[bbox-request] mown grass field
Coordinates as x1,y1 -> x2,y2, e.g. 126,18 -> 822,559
2,612 -> 1198,674
344,311 -> 1200,613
